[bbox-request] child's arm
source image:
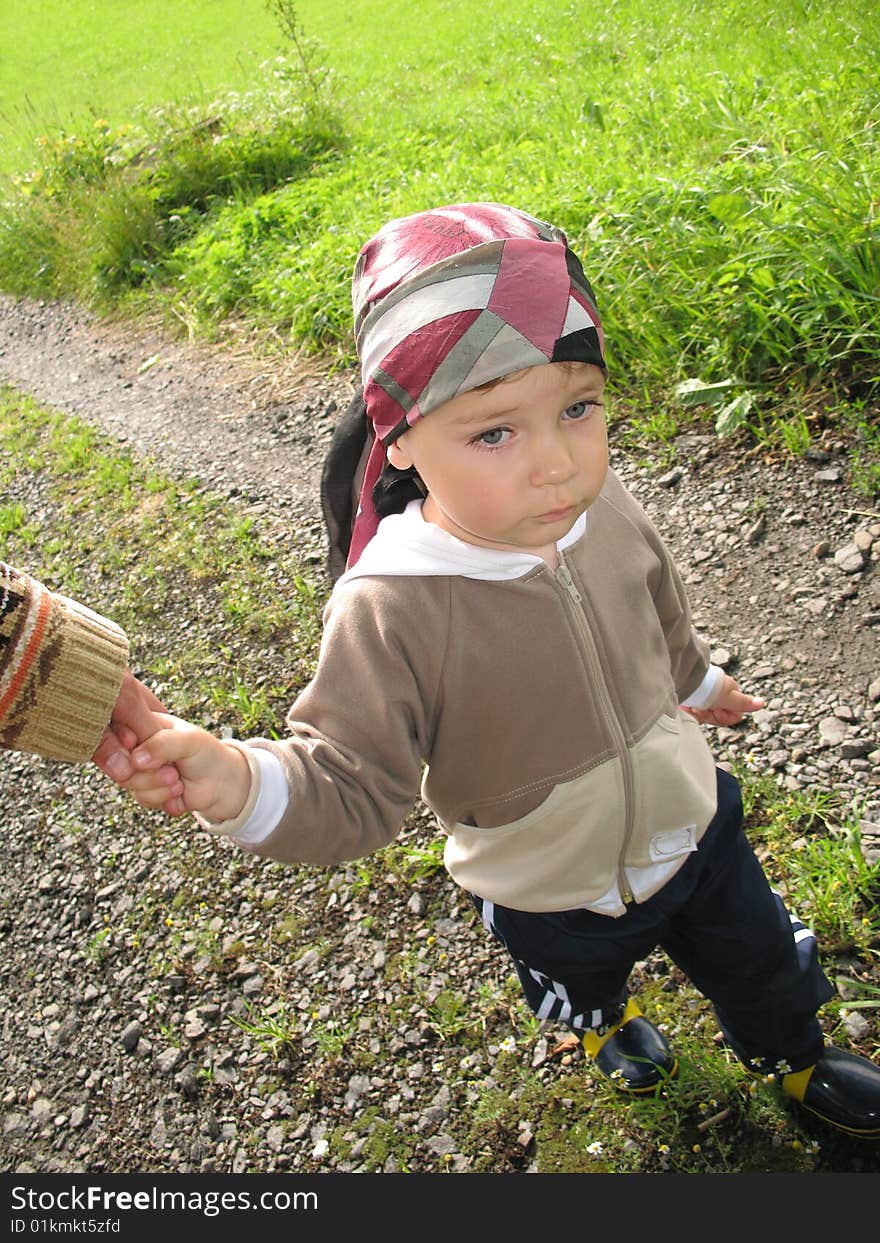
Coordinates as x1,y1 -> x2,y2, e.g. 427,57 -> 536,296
123,715 -> 253,820
682,673 -> 765,727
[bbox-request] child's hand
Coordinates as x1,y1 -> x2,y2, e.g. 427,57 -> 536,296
123,714 -> 253,821
682,674 -> 765,727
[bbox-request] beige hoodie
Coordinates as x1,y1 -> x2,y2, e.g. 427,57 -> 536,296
236,470 -> 720,913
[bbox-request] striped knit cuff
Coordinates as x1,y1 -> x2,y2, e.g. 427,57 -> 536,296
0,571 -> 129,762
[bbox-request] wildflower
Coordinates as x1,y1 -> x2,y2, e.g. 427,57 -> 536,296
586,1141 -> 603,1155
658,1143 -> 670,1154
692,1143 -> 701,1153
498,1036 -> 517,1054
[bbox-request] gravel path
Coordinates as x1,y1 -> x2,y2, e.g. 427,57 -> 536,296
1,293 -> 878,1175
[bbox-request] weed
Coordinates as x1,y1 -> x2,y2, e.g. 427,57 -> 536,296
231,1001 -> 300,1059
207,671 -> 284,736
837,400 -> 880,498
306,1017 -> 355,1058
85,926 -> 112,964
385,834 -> 446,883
427,990 -> 485,1041
783,824 -> 880,958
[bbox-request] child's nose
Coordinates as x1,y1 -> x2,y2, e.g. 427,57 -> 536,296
529,433 -> 577,486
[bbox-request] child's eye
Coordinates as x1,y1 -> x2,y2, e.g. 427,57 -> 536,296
562,400 -> 593,421
473,426 -> 511,447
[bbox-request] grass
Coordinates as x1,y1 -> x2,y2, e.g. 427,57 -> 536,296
0,384 -> 326,730
0,0 -> 877,473
0,0 -> 282,177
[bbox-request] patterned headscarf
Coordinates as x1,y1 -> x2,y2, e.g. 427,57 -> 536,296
327,203 -> 606,573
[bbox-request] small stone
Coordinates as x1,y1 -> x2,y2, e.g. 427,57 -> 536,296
184,1016 -> 207,1040
818,717 -> 848,746
815,467 -> 843,483
657,467 -> 684,488
69,1104 -> 89,1130
155,1046 -> 184,1075
745,514 -> 766,544
232,961 -> 261,979
840,739 -> 873,759
842,1011 -> 871,1041
854,529 -> 874,552
120,1021 -> 144,1053
834,544 -> 865,574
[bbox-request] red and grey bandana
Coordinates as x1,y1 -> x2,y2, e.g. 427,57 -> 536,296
346,202 -> 606,567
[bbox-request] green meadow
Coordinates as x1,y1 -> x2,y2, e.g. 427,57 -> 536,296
0,0 -> 281,175
0,0 -> 878,466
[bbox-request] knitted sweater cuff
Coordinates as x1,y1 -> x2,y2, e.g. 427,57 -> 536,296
0,573 -> 129,762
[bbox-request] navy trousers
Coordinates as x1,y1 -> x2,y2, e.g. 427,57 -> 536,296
471,768 -> 834,1074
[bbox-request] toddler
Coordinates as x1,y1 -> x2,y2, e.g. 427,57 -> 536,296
122,202 -> 880,1136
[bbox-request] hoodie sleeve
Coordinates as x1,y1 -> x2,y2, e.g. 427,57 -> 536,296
237,575 -> 447,866
599,475 -> 711,704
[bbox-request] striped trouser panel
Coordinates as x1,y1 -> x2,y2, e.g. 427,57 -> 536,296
473,896 -> 622,1036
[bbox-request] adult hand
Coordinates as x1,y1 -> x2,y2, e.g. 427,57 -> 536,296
93,671 -> 174,783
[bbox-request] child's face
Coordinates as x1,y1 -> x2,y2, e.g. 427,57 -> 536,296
387,362 -> 608,555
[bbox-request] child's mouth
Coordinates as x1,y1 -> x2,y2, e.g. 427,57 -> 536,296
537,504 -> 577,522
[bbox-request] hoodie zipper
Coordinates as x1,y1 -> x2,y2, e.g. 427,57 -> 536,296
554,557 -> 635,905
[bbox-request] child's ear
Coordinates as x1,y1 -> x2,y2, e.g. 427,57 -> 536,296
386,437 -> 414,470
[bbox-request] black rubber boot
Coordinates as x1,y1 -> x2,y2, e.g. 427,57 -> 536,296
780,1046 -> 880,1137
582,998 -> 678,1094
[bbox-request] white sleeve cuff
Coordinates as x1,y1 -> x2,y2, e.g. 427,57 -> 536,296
194,742 -> 288,843
228,747 -> 289,845
193,740 -> 287,850
680,664 -> 724,710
